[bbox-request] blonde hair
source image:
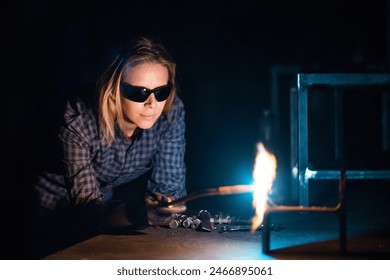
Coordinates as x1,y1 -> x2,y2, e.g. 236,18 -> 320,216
98,37 -> 176,145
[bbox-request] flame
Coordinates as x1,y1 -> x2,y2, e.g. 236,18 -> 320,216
251,142 -> 277,232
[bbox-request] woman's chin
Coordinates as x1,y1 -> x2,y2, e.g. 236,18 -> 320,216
136,120 -> 157,130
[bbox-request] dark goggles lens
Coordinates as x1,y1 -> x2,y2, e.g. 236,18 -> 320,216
120,82 -> 172,102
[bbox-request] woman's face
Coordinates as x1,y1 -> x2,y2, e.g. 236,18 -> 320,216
120,62 -> 169,131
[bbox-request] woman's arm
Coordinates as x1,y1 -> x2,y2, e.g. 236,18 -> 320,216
60,99 -> 104,207
148,96 -> 187,199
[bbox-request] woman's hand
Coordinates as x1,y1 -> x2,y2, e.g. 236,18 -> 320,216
145,192 -> 186,225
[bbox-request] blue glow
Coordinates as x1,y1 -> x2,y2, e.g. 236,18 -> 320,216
232,166 -> 254,185
305,168 -> 317,179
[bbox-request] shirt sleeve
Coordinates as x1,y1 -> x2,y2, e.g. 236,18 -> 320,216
59,99 -> 103,206
148,96 -> 187,199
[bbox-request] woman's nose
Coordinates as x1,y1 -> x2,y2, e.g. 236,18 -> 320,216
144,93 -> 157,108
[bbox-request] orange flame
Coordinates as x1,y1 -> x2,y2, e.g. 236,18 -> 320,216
251,142 -> 277,232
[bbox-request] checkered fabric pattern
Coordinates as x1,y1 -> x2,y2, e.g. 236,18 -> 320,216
34,95 -> 186,210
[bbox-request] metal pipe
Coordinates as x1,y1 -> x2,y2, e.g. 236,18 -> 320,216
262,170 -> 346,254
191,218 -> 201,230
182,217 -> 193,228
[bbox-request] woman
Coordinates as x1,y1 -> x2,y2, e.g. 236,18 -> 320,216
32,36 -> 187,257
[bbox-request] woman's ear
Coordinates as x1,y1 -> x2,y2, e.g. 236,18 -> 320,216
110,90 -> 116,101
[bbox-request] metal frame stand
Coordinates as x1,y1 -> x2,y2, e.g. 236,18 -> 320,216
262,170 -> 347,254
291,73 -> 390,206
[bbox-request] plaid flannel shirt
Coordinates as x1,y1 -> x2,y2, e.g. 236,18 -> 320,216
34,95 -> 186,210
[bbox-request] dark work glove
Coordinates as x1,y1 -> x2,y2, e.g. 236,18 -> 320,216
145,192 -> 186,226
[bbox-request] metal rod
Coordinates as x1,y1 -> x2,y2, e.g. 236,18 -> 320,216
339,169 -> 347,254
262,170 -> 347,254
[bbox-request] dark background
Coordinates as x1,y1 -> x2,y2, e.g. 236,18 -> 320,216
1,0 -> 390,258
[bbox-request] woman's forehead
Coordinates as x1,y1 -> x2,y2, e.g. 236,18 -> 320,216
122,63 -> 169,87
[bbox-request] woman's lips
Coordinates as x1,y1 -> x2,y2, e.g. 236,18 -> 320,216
140,114 -> 155,120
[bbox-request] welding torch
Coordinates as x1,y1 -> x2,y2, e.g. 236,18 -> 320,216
162,184 -> 254,207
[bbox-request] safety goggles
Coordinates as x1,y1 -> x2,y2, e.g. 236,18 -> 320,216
120,82 -> 172,102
